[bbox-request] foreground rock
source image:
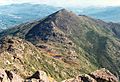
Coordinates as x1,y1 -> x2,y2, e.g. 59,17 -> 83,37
0,69 -> 23,82
0,68 -> 118,82
62,74 -> 97,82
25,70 -> 56,82
62,68 -> 119,82
89,68 -> 118,82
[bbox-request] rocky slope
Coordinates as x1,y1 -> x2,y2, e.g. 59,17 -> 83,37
0,68 -> 118,82
0,36 -> 96,81
62,68 -> 118,82
0,9 -> 120,81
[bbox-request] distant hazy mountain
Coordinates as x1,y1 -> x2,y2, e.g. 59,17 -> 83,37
0,3 -> 60,29
70,7 -> 120,22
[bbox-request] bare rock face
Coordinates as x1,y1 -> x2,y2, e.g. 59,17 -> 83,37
89,68 -> 118,82
62,68 -> 118,82
0,69 -> 10,82
0,36 -> 25,59
62,74 -> 96,82
26,70 -> 51,82
0,68 -> 118,82
0,69 -> 23,82
25,70 -> 57,82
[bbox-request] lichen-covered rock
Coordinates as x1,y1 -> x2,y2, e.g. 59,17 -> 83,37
62,68 -> 118,82
0,36 -> 25,59
25,70 -> 57,82
89,68 -> 118,82
62,74 -> 96,82
0,69 -> 10,82
0,69 -> 23,82
26,70 -> 50,82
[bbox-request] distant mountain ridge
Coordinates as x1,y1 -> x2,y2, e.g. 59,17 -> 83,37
70,6 -> 120,22
0,3 -> 60,29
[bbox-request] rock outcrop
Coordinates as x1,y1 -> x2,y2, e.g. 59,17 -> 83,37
62,74 -> 97,82
26,70 -> 49,82
62,68 -> 119,82
0,69 -> 23,82
89,68 -> 118,82
25,70 -> 56,82
0,68 -> 118,82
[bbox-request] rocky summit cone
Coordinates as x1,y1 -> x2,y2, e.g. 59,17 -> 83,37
25,9 -> 81,43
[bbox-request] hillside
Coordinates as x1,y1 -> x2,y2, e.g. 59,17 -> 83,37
0,36 -> 96,81
0,9 -> 120,81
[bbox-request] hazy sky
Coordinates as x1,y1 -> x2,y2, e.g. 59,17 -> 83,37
0,0 -> 120,7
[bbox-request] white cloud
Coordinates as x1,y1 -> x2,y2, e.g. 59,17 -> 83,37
0,0 -> 120,7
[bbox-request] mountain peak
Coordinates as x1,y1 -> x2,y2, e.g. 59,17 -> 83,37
56,8 -> 70,13
49,8 -> 77,19
58,8 -> 68,12
24,8 -> 80,43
